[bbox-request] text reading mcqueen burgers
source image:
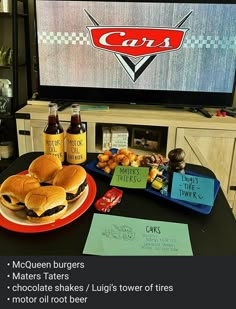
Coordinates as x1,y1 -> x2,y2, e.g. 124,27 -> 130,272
0,155 -> 87,223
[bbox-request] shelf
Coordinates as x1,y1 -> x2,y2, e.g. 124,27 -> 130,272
0,157 -> 14,172
0,0 -> 32,127
0,157 -> 14,165
0,114 -> 12,119
0,64 -> 27,69
95,123 -> 168,155
0,113 -> 14,119
0,12 -> 27,18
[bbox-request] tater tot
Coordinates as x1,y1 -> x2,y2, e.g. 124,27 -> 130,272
130,160 -> 140,167
117,148 -> 129,155
103,165 -> 111,174
115,154 -> 125,162
108,158 -> 115,165
121,157 -> 130,166
136,155 -> 144,161
148,167 -> 158,182
97,161 -> 107,169
109,161 -> 118,170
128,153 -> 137,162
147,175 -> 152,183
103,150 -> 113,157
97,154 -> 110,162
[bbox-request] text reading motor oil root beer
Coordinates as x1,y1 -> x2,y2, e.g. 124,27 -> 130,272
8,284 -> 174,304
5,260 -> 174,304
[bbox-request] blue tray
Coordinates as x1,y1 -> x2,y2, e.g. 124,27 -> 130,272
145,173 -> 220,214
86,154 -> 220,215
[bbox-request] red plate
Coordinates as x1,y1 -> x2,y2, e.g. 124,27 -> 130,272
0,171 -> 97,233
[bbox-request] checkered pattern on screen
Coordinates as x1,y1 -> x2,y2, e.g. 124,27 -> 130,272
183,35 -> 236,49
37,32 -> 91,45
38,32 -> 236,49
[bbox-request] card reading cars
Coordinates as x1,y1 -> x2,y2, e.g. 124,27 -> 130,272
110,165 -> 149,189
83,213 -> 193,256
170,173 -> 215,207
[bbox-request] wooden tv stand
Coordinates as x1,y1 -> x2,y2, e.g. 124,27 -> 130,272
15,101 -> 236,213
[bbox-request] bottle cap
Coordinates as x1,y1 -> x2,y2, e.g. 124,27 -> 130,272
71,103 -> 80,113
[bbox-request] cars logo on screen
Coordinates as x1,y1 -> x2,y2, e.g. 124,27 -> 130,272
85,9 -> 192,81
87,27 -> 188,57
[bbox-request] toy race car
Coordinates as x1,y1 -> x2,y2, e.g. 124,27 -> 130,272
95,187 -> 123,213
151,175 -> 167,191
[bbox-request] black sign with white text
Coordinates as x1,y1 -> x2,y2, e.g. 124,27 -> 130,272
0,256 -> 235,308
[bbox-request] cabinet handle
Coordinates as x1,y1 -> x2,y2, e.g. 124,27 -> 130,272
19,130 -> 30,136
15,113 -> 30,119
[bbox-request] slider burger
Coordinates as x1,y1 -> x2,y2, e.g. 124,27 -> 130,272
24,186 -> 68,223
0,175 -> 40,210
52,165 -> 87,203
28,154 -> 62,184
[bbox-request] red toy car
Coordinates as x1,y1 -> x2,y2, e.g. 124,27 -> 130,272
95,187 -> 123,213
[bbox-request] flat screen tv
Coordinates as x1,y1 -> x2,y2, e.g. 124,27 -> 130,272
34,0 -> 236,108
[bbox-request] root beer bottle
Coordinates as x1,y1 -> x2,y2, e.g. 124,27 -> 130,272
43,102 -> 64,162
66,103 -> 87,165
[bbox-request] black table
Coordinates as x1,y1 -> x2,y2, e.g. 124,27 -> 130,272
0,152 -> 236,256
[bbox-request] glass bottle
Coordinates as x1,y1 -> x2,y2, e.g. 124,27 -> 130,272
43,102 -> 64,162
66,103 -> 87,165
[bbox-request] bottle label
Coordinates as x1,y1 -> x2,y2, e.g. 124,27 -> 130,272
66,132 -> 87,164
43,132 -> 64,162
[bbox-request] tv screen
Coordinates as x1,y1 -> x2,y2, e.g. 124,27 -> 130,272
34,0 -> 236,107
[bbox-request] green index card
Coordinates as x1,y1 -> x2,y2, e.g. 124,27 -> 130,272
83,214 -> 193,256
110,165 -> 149,189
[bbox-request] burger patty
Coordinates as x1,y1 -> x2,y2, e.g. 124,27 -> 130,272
2,195 -> 25,206
40,182 -> 51,186
66,179 -> 87,201
26,205 -> 66,218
